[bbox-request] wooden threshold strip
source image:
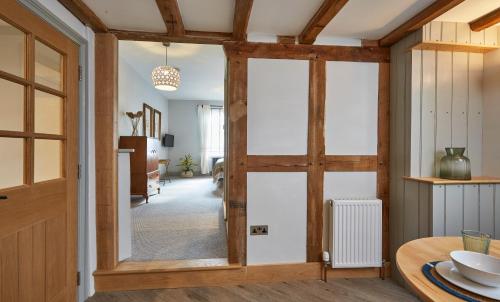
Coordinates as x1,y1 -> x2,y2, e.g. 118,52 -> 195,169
100,258 -> 237,274
247,155 -> 308,172
94,262 -> 322,292
325,155 -> 377,171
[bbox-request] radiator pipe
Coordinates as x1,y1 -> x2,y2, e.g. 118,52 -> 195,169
322,199 -> 334,282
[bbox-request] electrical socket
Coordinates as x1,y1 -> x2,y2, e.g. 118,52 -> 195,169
250,225 -> 268,235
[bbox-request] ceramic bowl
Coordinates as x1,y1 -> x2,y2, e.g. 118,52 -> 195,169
451,250 -> 500,287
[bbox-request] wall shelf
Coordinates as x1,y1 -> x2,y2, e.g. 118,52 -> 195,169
403,176 -> 500,185
412,42 -> 499,54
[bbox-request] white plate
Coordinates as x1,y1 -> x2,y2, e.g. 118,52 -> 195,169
435,261 -> 500,300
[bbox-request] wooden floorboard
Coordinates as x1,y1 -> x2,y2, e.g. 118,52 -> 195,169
87,278 -> 418,302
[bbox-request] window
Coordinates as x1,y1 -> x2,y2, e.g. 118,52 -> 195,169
208,106 -> 224,157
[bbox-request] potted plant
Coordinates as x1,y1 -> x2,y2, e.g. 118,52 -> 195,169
177,154 -> 197,178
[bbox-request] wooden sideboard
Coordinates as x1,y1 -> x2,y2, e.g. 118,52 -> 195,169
119,136 -> 161,202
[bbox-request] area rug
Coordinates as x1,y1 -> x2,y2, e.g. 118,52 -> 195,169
130,176 -> 227,261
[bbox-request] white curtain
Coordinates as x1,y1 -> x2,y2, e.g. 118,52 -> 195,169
197,105 -> 211,174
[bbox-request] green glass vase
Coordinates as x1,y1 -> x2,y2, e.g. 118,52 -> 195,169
439,147 -> 471,180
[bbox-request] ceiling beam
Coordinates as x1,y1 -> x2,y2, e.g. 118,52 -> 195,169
469,7 -> 500,32
298,0 -> 349,44
379,0 -> 465,47
109,29 -> 232,45
155,0 -> 185,36
223,41 -> 390,62
233,0 -> 254,41
57,0 -> 108,32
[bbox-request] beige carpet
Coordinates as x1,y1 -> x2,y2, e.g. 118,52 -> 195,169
130,176 -> 227,261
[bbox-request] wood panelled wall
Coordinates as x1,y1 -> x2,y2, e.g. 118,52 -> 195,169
390,24 -> 487,282
403,181 -> 500,241
224,42 -> 390,265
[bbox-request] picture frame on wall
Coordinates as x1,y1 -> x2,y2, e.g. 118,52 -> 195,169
143,103 -> 153,137
153,109 -> 161,140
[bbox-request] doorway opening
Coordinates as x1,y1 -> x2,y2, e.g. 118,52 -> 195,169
116,41 -> 227,263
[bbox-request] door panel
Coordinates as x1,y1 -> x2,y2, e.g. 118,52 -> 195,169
0,0 -> 79,301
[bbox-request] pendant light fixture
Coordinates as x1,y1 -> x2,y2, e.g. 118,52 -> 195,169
152,42 -> 180,91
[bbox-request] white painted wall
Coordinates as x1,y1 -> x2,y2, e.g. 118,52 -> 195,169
167,99 -> 223,174
325,61 -> 379,155
247,59 -> 309,155
483,48 -> 500,177
247,172 -> 307,265
118,55 -> 169,159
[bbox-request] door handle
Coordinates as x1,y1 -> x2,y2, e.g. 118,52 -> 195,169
0,195 -> 7,200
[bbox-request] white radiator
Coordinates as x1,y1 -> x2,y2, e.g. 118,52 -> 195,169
329,199 -> 382,268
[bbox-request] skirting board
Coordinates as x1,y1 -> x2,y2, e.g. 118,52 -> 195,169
94,262 -> 391,292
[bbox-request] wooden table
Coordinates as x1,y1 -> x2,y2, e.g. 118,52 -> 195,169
396,237 -> 500,302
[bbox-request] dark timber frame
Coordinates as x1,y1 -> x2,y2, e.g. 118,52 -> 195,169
223,41 -> 391,264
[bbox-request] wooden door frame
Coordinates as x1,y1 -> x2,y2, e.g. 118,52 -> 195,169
94,39 -> 390,275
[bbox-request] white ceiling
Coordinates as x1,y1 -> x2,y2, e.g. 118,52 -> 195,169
435,0 -> 500,23
177,0 -> 234,32
119,41 -> 225,101
319,0 -> 435,40
110,0 -> 498,102
83,0 -> 165,32
247,0 -> 324,36
83,0 -> 500,39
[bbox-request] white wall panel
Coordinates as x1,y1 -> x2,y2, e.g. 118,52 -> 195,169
479,184 -> 495,235
411,50 -> 484,177
482,49 -> 499,177
325,61 -> 378,155
432,185 -> 445,236
247,172 -> 307,264
323,172 -> 377,199
468,54 -> 483,176
410,50 -> 422,176
495,185 -> 500,239
445,185 -> 464,236
421,50 -> 437,176
247,59 -> 309,155
441,22 -> 456,43
435,51 -> 452,175
464,185 -> 480,231
471,30 -> 484,45
456,23 -> 470,44
452,52 -> 468,149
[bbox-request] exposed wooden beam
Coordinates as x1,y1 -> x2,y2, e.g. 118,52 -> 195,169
233,0 -> 254,41
324,155 -> 378,171
94,33 -> 119,270
277,35 -> 296,45
361,39 -> 379,47
470,7 -> 500,32
298,0 -> 349,44
223,42 -> 390,62
57,0 -> 108,32
109,29 -> 232,45
306,59 -> 326,262
247,155 -> 308,172
379,0 -> 465,47
155,0 -> 185,36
